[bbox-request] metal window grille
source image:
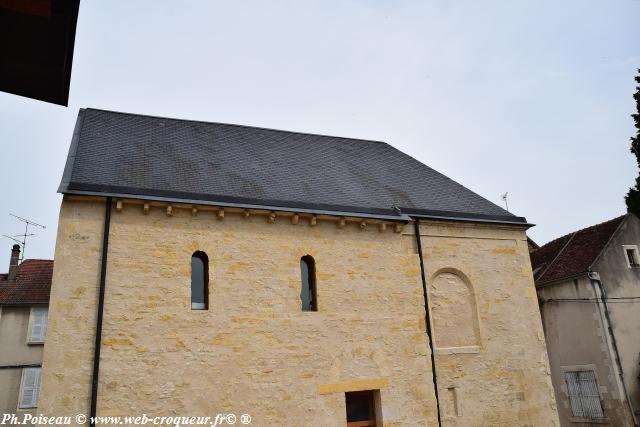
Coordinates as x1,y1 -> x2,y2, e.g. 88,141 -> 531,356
564,370 -> 605,419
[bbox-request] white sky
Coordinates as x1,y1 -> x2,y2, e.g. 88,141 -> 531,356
1,0 -> 639,261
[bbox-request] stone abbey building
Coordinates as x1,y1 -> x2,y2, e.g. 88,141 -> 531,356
40,108 -> 559,426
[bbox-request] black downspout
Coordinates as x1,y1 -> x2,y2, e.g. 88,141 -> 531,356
414,220 -> 443,427
90,197 -> 112,426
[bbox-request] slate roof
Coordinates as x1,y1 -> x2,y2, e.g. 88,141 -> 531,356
530,215 -> 626,286
0,259 -> 54,305
58,108 -> 527,224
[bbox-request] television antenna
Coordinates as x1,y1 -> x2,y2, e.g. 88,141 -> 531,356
501,192 -> 509,212
2,213 -> 46,263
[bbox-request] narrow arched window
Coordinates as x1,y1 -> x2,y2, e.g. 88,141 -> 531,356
191,251 -> 209,310
300,255 -> 317,311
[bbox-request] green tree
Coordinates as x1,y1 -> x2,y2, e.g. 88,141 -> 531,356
625,69 -> 640,215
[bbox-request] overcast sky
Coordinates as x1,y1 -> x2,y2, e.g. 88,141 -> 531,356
1,1 -> 639,261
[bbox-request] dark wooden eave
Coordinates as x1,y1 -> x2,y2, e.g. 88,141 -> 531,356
0,0 -> 80,106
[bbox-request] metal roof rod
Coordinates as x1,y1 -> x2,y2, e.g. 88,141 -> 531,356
2,213 -> 46,263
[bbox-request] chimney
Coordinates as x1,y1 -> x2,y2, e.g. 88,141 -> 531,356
8,244 -> 20,281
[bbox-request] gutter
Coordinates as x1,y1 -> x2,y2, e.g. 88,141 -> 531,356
62,188 -> 535,228
407,212 -> 532,228
413,220 -> 442,427
589,271 -> 638,426
90,197 -> 112,426
0,363 -> 41,369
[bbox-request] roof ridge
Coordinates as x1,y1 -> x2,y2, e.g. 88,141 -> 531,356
84,107 -> 388,146
539,214 -> 626,247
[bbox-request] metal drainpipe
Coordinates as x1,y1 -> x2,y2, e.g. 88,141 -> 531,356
590,272 -> 638,426
414,220 -> 443,427
90,197 -> 112,426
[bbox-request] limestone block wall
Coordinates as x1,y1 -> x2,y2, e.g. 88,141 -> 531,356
39,200 -> 106,416
414,221 -> 559,426
39,197 -> 558,426
40,198 -> 438,426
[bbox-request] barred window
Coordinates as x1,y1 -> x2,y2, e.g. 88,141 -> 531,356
564,370 -> 604,419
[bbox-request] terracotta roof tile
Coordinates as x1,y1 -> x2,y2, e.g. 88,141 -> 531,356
530,215 -> 626,286
0,259 -> 53,305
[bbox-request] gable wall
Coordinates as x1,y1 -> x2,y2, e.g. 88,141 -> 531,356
418,221 -> 558,426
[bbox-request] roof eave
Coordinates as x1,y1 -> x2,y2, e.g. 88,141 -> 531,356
407,211 -> 531,227
60,188 -> 532,227
535,272 -> 590,289
60,189 -> 413,222
58,108 -> 85,194
0,301 -> 49,307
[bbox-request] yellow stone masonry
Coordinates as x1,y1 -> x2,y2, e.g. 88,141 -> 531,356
39,197 -> 558,426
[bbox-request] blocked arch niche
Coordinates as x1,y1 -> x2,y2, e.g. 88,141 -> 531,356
429,268 -> 481,352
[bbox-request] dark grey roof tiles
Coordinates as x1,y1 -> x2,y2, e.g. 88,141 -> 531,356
59,108 -> 526,224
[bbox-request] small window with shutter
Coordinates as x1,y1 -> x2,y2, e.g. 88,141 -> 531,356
18,367 -> 41,409
28,307 -> 48,343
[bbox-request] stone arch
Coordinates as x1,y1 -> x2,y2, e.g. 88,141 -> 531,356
429,268 -> 481,349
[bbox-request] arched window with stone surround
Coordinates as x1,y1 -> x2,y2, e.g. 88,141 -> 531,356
191,251 -> 209,310
430,269 -> 481,350
300,255 -> 317,311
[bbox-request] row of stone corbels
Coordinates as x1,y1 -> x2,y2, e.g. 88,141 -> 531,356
113,198 -> 405,233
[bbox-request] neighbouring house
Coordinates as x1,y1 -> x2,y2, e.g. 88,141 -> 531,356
532,214 -> 640,426
39,108 -> 559,426
0,245 -> 53,416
